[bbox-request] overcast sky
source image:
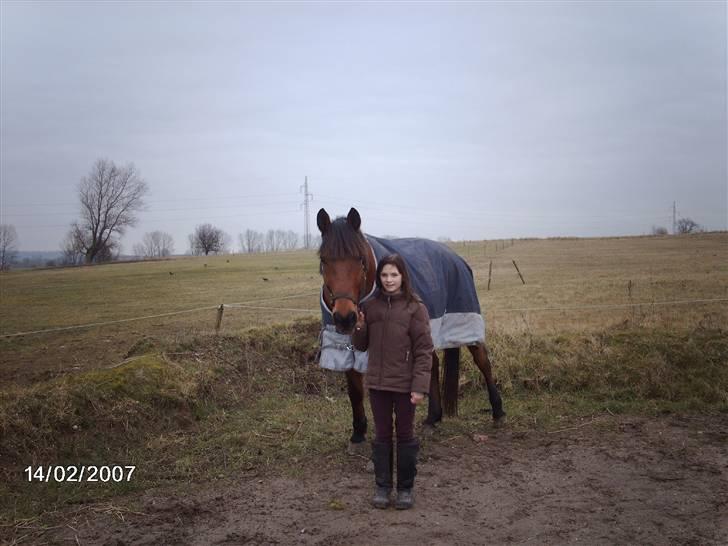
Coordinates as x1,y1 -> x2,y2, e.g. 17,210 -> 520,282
1,1 -> 726,252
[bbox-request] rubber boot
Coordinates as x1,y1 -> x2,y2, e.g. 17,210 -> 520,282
371,441 -> 393,509
395,439 -> 419,510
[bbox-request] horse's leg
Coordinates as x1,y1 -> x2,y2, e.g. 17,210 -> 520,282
346,369 -> 368,445
442,347 -> 460,417
424,351 -> 442,427
467,342 -> 506,422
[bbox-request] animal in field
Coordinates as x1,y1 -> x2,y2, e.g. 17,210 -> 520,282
316,207 -> 505,449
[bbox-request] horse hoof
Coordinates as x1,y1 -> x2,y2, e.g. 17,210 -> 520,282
347,441 -> 369,457
493,415 -> 507,428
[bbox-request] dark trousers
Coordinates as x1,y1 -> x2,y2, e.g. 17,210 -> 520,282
369,388 -> 416,444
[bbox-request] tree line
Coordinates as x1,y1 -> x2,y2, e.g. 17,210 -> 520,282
187,224 -> 319,256
0,157 -> 712,270
1,159 -> 318,268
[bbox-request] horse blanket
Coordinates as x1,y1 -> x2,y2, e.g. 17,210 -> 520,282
318,234 -> 485,372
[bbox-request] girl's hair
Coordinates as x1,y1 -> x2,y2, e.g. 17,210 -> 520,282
375,254 -> 420,303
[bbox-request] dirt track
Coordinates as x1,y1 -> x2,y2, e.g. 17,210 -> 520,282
20,415 -> 728,545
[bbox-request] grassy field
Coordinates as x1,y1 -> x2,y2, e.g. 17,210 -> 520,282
1,232 -> 726,526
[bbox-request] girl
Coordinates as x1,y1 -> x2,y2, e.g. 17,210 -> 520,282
352,253 -> 433,509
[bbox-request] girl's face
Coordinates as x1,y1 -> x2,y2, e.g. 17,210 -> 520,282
380,264 -> 403,294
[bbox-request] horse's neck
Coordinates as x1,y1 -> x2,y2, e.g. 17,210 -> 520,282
364,239 -> 376,295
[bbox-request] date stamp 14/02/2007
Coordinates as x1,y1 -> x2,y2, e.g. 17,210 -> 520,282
24,465 -> 136,483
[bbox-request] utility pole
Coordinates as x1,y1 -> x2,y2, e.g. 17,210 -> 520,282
300,177 -> 314,249
673,201 -> 677,235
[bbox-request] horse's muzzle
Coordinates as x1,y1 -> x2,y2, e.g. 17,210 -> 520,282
333,310 -> 357,334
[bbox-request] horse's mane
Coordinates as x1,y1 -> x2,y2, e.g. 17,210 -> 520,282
318,217 -> 369,261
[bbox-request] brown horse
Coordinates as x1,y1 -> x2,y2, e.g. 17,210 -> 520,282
317,207 -> 505,448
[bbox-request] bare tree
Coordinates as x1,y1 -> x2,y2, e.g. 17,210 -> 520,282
61,231 -> 84,265
239,232 -> 250,254
253,231 -> 264,252
66,159 -> 148,263
265,229 -> 281,252
239,229 -> 263,254
651,226 -> 668,236
190,223 -> 226,255
0,224 -> 19,271
676,217 -> 702,234
134,231 -> 174,258
188,233 -> 201,256
284,230 -> 300,250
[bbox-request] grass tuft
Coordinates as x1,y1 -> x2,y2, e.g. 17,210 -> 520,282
1,316 -> 726,525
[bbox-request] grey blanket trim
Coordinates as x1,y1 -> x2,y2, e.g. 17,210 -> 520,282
430,312 -> 485,349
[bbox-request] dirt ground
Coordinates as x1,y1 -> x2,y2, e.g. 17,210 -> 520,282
10,415 -> 728,546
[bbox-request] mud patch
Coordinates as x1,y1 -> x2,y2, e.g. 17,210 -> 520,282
8,415 -> 728,545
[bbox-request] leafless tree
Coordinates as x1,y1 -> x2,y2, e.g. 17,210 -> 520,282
239,229 -> 301,253
0,224 -> 19,271
245,229 -> 265,253
66,159 -> 148,263
284,230 -> 300,250
239,229 -> 260,253
676,217 -> 702,234
190,223 -> 227,255
239,231 -> 251,254
264,229 -> 282,252
60,231 -> 84,265
134,231 -> 174,258
651,226 -> 668,236
274,229 -> 285,251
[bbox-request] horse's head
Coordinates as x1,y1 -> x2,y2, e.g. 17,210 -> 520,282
317,207 -> 371,334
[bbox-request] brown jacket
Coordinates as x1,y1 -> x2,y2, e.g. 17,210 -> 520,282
352,291 -> 433,394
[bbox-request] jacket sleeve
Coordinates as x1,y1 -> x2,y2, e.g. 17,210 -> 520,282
351,306 -> 369,351
409,302 -> 433,394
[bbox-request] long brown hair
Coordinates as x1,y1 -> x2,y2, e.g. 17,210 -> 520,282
375,254 -> 420,303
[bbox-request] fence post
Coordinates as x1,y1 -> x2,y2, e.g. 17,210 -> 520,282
488,260 -> 493,291
512,260 -> 525,285
215,304 -> 225,333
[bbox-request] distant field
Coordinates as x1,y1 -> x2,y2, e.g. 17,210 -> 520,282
1,232 -> 726,531
1,232 -> 726,385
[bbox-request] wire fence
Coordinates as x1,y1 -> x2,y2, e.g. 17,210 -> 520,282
2,294 -> 726,339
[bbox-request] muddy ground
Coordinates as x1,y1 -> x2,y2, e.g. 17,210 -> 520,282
8,415 -> 728,546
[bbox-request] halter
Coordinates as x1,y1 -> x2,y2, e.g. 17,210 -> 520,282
321,255 -> 370,309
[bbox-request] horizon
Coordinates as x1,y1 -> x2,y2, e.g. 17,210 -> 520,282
13,229 -> 728,256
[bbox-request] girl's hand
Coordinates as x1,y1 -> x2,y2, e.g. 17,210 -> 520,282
411,392 -> 425,405
355,310 -> 366,330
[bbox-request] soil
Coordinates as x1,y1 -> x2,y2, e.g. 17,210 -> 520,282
9,415 -> 728,545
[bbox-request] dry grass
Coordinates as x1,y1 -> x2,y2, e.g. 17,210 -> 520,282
0,232 -> 726,526
2,233 -> 725,381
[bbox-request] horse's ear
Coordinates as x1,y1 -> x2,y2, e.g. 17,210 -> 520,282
347,208 -> 361,231
317,208 -> 331,234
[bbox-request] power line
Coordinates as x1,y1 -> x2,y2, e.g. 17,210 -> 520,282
2,190 -> 298,208
1,199 -> 303,217
6,208 -> 303,229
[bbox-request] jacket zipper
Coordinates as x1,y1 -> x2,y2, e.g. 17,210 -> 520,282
379,295 -> 391,386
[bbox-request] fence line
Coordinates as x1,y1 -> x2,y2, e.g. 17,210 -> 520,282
2,296 -> 726,339
488,297 -> 728,313
0,305 -> 220,339
0,290 -> 320,339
